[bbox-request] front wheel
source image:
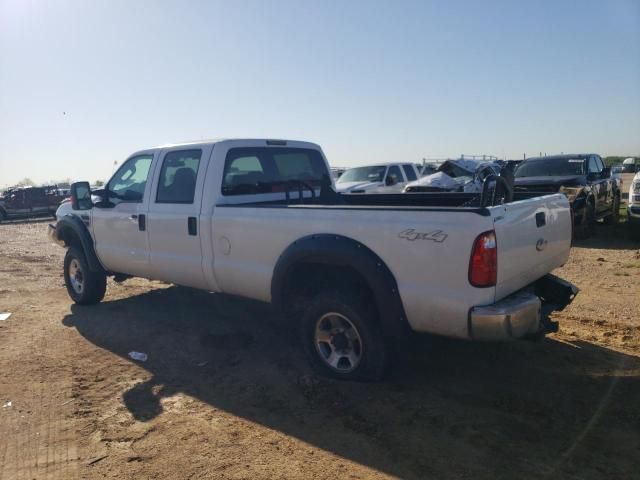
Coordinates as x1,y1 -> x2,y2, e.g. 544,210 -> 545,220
603,195 -> 620,225
630,220 -> 640,241
300,291 -> 388,381
64,247 -> 107,305
575,202 -> 595,239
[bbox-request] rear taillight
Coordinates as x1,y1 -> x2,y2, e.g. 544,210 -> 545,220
469,230 -> 497,287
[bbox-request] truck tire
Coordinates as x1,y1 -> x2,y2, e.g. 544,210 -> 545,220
64,247 -> 107,305
300,291 -> 387,381
630,222 -> 640,241
575,202 -> 595,239
603,195 -> 620,225
0,209 -> 5,224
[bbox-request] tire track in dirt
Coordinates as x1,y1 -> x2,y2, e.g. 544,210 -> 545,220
0,249 -> 80,479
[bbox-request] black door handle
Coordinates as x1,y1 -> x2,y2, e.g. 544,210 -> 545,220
138,214 -> 146,231
188,217 -> 197,236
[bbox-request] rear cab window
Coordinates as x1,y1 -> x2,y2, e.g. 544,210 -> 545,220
222,147 -> 327,196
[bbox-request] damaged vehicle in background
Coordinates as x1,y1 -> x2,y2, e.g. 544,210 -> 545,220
403,158 -> 501,193
514,154 -> 620,239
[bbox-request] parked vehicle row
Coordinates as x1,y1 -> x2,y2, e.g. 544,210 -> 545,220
49,138 -> 578,381
340,152 -> 625,240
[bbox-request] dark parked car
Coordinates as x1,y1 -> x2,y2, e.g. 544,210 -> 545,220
0,186 -> 66,223
514,154 -> 620,238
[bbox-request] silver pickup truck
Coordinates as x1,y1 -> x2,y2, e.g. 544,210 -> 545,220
49,138 -> 578,380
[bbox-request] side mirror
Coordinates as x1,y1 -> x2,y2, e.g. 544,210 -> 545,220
601,167 -> 611,178
70,181 -> 92,210
385,174 -> 398,186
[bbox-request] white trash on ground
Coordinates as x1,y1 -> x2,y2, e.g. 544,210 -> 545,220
2,401 -> 12,408
128,351 -> 148,362
0,313 -> 11,321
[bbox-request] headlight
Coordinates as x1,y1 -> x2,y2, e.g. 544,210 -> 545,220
633,182 -> 640,194
559,186 -> 581,203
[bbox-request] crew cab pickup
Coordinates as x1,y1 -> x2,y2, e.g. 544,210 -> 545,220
49,139 -> 578,380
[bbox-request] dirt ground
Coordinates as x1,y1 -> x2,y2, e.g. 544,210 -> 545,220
0,214 -> 639,480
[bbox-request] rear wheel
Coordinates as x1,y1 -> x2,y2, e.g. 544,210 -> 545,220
64,247 -> 106,304
630,220 -> 640,241
300,291 -> 387,381
0,210 -> 5,223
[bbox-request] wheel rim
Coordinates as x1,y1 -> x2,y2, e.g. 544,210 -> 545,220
68,259 -> 84,294
314,312 -> 363,373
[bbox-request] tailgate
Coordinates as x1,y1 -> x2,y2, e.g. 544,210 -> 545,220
491,194 -> 572,301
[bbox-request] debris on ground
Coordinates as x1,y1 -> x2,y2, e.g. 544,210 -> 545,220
0,313 -> 11,321
2,401 -> 12,408
128,351 -> 148,362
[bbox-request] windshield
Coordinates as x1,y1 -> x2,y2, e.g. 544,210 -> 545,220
439,162 -> 471,178
515,158 -> 585,177
337,166 -> 386,183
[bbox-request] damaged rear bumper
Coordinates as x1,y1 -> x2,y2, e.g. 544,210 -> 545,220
468,274 -> 578,341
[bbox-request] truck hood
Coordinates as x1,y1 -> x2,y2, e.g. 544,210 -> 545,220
514,175 -> 586,192
335,181 -> 382,193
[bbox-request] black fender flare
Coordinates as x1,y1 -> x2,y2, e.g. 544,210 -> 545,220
57,214 -> 106,273
271,234 -> 411,341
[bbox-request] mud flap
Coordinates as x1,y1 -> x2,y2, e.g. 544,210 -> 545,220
533,274 -> 579,334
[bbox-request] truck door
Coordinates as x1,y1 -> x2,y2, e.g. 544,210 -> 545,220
384,165 -> 406,192
29,188 -> 48,214
146,147 -> 210,289
6,190 -> 28,215
92,153 -> 155,277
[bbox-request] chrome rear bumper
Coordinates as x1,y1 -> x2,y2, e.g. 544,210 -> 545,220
469,274 -> 579,341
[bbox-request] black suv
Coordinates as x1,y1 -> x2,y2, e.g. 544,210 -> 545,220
514,154 -> 620,238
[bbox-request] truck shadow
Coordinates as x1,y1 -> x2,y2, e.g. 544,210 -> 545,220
573,222 -> 639,250
62,286 -> 640,479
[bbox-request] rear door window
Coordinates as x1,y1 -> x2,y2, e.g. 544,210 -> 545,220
222,147 -> 326,196
156,149 -> 202,204
402,164 -> 417,181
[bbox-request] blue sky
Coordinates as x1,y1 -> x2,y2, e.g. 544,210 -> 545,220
1,0 -> 639,186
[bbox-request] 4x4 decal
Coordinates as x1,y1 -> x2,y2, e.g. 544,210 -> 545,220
398,229 -> 447,243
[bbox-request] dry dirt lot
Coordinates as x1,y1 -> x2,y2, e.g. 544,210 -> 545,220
0,216 -> 639,480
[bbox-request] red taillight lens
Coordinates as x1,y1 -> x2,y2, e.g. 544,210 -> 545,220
469,230 -> 497,287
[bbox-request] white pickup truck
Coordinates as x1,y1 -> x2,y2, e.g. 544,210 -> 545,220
335,162 -> 420,194
50,138 -> 578,380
